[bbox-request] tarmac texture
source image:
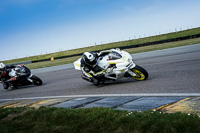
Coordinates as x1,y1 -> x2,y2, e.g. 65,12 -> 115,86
1,44 -> 200,115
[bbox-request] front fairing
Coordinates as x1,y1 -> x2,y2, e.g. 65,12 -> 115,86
14,66 -> 31,77
98,49 -> 136,80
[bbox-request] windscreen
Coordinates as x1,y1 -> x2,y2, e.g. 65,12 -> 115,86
15,66 -> 31,76
108,51 -> 122,60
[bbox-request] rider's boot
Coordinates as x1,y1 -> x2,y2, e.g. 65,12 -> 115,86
6,77 -> 18,89
81,75 -> 100,86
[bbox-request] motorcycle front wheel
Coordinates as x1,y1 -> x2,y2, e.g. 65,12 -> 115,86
131,65 -> 148,81
30,75 -> 43,86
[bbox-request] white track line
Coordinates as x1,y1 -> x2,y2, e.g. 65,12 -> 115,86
1,93 -> 200,101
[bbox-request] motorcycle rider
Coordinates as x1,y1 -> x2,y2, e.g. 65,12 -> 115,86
81,52 -> 101,85
80,51 -> 107,85
80,50 -> 116,85
0,63 -> 21,89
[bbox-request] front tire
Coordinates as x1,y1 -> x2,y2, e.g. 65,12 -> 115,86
131,65 -> 148,80
30,75 -> 43,86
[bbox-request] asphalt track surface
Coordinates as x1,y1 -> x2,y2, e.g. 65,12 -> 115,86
0,44 -> 200,100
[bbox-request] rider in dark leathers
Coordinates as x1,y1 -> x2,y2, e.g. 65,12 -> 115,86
80,50 -> 112,85
0,63 -> 21,89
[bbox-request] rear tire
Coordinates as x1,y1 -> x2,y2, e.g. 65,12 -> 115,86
2,82 -> 9,90
131,65 -> 148,80
92,77 -> 100,86
2,79 -> 9,89
30,75 -> 42,86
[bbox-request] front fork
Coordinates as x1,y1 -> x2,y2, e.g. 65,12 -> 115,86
127,69 -> 136,77
27,74 -> 33,83
126,62 -> 136,77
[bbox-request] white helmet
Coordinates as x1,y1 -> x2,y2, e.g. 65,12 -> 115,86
82,52 -> 98,66
0,63 -> 6,73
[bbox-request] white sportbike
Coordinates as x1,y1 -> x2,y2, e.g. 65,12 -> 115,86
74,48 -> 148,86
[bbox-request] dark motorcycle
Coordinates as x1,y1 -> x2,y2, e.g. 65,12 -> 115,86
1,65 -> 42,89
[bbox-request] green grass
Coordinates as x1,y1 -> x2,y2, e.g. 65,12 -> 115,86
2,27 -> 200,65
124,37 -> 200,54
26,56 -> 81,69
0,107 -> 200,133
24,37 -> 200,69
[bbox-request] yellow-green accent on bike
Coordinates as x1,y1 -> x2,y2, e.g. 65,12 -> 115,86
87,73 -> 93,77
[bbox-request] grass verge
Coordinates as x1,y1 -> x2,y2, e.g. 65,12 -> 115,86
25,37 -> 200,69
0,107 -> 200,133
2,27 -> 200,65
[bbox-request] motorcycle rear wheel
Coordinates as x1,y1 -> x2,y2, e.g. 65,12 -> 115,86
131,65 -> 148,80
30,75 -> 43,86
1,79 -> 9,89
